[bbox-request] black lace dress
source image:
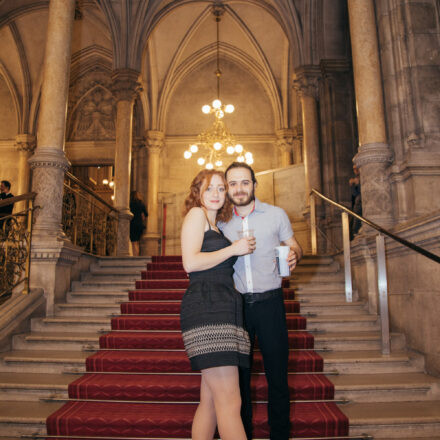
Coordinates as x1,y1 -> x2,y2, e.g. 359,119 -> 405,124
180,227 -> 250,371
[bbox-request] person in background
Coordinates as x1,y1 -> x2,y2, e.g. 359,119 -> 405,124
129,191 -> 148,256
221,162 -> 303,440
349,164 -> 362,240
0,180 -> 14,233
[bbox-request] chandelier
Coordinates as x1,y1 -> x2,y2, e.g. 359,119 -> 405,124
183,5 -> 253,169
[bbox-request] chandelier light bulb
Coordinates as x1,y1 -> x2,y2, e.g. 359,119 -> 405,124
102,179 -> 109,185
215,160 -> 223,167
226,146 -> 235,155
235,144 -> 244,153
190,144 -> 198,153
206,162 -> 214,170
245,152 -> 253,160
197,157 -> 205,166
202,105 -> 211,114
217,110 -> 224,119
237,155 -> 245,162
184,151 -> 192,159
225,104 -> 234,113
245,157 -> 254,165
109,181 -> 114,188
213,142 -> 222,150
212,99 -> 222,109
111,195 -> 115,200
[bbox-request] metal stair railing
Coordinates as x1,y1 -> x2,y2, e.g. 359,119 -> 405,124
309,188 -> 440,355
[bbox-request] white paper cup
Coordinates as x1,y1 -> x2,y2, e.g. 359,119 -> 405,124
275,246 -> 290,277
237,229 -> 254,238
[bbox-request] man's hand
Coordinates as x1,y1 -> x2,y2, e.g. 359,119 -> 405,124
287,249 -> 298,270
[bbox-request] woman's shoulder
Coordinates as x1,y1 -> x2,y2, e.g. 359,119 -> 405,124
186,206 -> 205,220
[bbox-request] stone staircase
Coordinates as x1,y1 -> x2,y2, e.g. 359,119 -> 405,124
0,255 -> 440,439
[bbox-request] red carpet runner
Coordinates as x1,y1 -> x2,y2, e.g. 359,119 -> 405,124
47,256 -> 349,439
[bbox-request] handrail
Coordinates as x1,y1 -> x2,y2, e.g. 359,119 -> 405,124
311,188 -> 440,264
64,171 -> 118,213
0,192 -> 36,208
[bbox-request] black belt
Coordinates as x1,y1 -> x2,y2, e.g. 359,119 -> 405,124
242,288 -> 283,304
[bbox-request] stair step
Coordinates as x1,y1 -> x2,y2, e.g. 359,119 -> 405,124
0,372 -> 74,401
306,314 -> 380,331
0,400 -> 62,436
0,350 -> 88,374
31,317 -> 111,333
344,400 -> 440,438
321,350 -> 425,374
13,332 -> 100,351
71,281 -> 134,291
55,303 -> 120,316
333,372 -> 440,402
97,257 -> 150,268
66,291 -> 129,303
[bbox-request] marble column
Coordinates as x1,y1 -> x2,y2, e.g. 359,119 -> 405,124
28,0 -> 78,316
28,0 -> 75,241
111,69 -> 140,256
143,130 -> 164,256
293,67 -> 322,200
276,129 -> 294,167
348,0 -> 394,227
14,134 -> 36,212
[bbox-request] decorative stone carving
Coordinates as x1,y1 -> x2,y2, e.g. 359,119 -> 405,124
292,67 -> 321,99
15,134 -> 36,153
69,86 -> 115,141
276,129 -> 294,167
111,69 -> 141,103
146,130 -> 164,153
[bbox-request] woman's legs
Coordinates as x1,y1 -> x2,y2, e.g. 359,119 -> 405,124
200,366 -> 247,440
192,375 -> 217,440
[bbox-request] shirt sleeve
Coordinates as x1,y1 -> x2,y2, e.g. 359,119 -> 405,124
277,207 -> 294,242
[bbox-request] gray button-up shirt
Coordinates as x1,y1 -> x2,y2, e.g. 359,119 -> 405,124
220,198 -> 294,293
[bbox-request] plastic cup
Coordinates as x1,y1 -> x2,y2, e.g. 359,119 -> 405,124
237,229 -> 254,238
275,246 -> 290,277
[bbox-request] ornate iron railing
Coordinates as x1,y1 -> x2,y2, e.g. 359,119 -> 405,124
0,193 -> 37,303
63,172 -> 119,256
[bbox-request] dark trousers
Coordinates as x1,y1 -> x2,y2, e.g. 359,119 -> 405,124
240,289 -> 290,440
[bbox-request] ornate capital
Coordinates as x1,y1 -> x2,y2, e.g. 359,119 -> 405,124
275,128 -> 294,151
15,134 -> 36,153
111,69 -> 141,102
146,130 -> 164,154
293,66 -> 321,99
28,147 -> 70,171
354,142 -> 394,168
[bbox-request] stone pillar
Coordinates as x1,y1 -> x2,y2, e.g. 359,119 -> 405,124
29,0 -> 75,241
293,67 -> 322,200
14,134 -> 36,212
142,130 -> 164,256
276,129 -> 294,167
111,69 -> 140,256
348,0 -> 394,227
28,0 -> 78,316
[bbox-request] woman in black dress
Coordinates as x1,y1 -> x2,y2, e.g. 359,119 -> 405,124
129,191 -> 148,256
180,169 -> 255,440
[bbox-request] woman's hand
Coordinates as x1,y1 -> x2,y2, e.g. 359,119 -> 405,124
231,237 -> 256,256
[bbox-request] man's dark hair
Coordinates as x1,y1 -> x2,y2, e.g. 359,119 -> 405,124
1,180 -> 11,190
224,162 -> 257,184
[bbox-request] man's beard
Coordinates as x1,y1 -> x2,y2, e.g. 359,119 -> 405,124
228,188 -> 255,206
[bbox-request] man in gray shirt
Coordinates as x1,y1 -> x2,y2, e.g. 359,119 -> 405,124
221,162 -> 303,440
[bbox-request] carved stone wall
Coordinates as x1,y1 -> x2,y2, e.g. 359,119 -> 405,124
67,68 -> 115,142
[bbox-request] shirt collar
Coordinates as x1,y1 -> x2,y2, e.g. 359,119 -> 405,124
233,198 -> 265,218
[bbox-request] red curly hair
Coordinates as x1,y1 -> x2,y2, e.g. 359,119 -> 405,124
183,169 -> 233,223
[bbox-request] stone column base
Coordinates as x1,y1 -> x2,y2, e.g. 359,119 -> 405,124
116,210 -> 133,256
30,240 -> 83,316
141,233 -> 161,256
